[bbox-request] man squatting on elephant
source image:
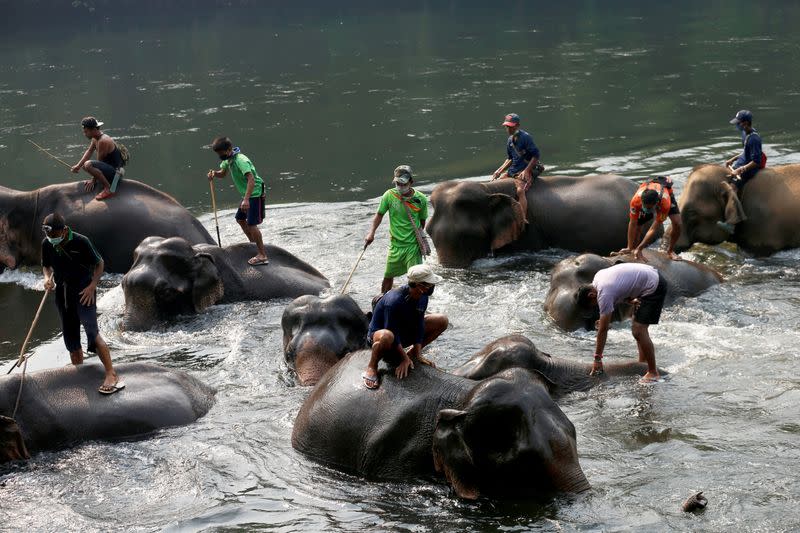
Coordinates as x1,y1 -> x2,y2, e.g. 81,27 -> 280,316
207,136 -> 270,266
41,213 -> 124,394
619,176 -> 682,261
577,262 -> 668,384
364,165 -> 429,294
362,264 -> 448,390
490,112 -> 544,221
70,116 -> 125,201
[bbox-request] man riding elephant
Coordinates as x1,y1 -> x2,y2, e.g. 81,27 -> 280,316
122,236 -> 329,330
427,174 -> 642,267
0,180 -> 214,273
490,112 -> 544,220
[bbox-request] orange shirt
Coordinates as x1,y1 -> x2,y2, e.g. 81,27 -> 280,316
629,182 -> 671,223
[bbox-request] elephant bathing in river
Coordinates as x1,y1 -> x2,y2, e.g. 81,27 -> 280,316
123,236 -> 329,330
0,180 -> 214,273
282,294 -> 368,386
1,362 -> 215,463
292,350 -> 590,500
544,249 -> 722,331
427,175 -> 642,267
673,164 -> 800,255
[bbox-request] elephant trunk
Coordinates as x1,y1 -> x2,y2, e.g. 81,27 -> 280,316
0,415 -> 30,463
552,463 -> 591,493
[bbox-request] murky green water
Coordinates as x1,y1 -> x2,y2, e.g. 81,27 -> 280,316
2,2 -> 799,531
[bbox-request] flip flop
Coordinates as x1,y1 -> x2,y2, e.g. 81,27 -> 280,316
95,189 -> 115,201
362,372 -> 379,390
99,380 -> 126,395
248,257 -> 270,266
639,376 -> 665,385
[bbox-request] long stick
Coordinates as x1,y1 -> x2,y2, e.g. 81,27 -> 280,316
340,245 -> 368,295
27,139 -> 72,170
6,291 -> 49,375
209,179 -> 222,247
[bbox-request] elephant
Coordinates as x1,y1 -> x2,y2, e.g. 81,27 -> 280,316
451,335 -> 665,394
282,294 -> 369,386
291,350 -> 591,500
544,249 -> 722,331
0,362 -> 215,463
0,179 -> 214,274
122,236 -> 329,330
672,164 -> 800,256
427,175 -> 643,267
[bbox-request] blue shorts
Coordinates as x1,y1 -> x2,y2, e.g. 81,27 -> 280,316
88,160 -> 117,182
54,283 -> 99,353
235,195 -> 265,226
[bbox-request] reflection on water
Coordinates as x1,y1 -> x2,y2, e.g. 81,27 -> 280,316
2,2 -> 800,532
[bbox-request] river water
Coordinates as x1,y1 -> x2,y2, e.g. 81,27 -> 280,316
1,2 -> 799,531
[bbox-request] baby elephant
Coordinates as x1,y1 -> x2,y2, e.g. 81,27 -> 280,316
123,236 -> 329,330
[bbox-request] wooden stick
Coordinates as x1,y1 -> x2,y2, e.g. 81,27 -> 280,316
27,139 -> 72,170
209,179 -> 222,247
6,291 -> 49,375
340,245 -> 368,295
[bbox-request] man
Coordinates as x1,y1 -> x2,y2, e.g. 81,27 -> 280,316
362,264 -> 449,389
41,213 -> 123,394
725,109 -> 764,192
207,136 -> 269,266
491,113 -> 543,218
71,117 -> 124,201
364,165 -> 429,294
618,176 -> 682,261
577,262 -> 667,383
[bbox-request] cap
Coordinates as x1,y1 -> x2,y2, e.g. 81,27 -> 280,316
407,264 -> 443,285
641,189 -> 660,205
393,165 -> 413,184
729,109 -> 753,125
502,113 -> 521,127
81,116 -> 104,129
42,212 -> 66,233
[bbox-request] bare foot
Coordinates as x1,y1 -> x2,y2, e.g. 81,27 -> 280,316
640,372 -> 662,384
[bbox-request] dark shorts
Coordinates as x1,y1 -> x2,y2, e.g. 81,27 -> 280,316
54,283 -> 99,353
633,272 -> 668,325
235,194 -> 265,226
88,160 -> 117,182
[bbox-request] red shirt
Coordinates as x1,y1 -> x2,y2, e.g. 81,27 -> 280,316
629,182 -> 671,223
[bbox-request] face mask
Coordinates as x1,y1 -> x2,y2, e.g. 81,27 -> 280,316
47,236 -> 63,245
219,153 -> 232,161
424,285 -> 435,296
641,206 -> 654,215
735,123 -> 744,132
396,184 -> 411,195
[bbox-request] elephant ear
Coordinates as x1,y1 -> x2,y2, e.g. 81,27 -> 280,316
720,181 -> 746,225
0,415 -> 30,463
432,409 -> 480,500
488,193 -> 526,252
191,252 -> 223,312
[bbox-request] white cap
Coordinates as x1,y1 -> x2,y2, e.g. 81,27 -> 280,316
407,264 -> 443,285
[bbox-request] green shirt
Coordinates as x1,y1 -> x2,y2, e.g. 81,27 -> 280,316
220,153 -> 264,197
377,188 -> 429,248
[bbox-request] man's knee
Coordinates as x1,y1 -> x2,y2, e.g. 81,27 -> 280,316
372,329 -> 395,349
631,322 -> 649,340
426,314 -> 449,334
669,214 -> 682,230
83,161 -> 94,171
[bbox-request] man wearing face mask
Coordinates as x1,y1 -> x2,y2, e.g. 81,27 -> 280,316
364,165 -> 429,294
725,109 -> 764,193
617,176 -> 682,261
362,264 -> 448,389
207,136 -> 269,266
41,213 -> 124,394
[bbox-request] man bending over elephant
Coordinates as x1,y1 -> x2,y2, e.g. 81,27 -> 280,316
208,137 -> 269,266
618,176 -> 682,261
491,112 -> 544,220
362,264 -> 448,389
577,263 -> 667,384
41,213 -> 124,394
70,116 -> 125,201
364,165 -> 429,294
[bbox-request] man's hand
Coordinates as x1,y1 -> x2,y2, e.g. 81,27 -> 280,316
633,247 -> 647,262
207,170 -> 216,180
84,179 -> 96,191
590,359 -> 604,376
79,283 -> 96,306
43,278 -> 55,292
395,355 -> 414,379
71,164 -> 81,174
364,233 -> 375,247
240,199 -> 249,211
519,169 -> 532,183
730,166 -> 743,176
416,354 -> 436,368
612,247 -> 632,256
629,298 -> 641,311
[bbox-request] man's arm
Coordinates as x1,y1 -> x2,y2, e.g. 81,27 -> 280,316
624,217 -> 638,250
634,220 -> 663,260
492,159 -> 512,180
594,313 -> 612,357
207,166 -> 229,180
364,213 -> 384,247
240,171 -> 256,210
71,139 -> 97,173
43,266 -> 55,291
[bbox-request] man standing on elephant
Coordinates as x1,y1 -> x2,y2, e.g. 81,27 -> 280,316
207,137 -> 269,266
364,165 -> 429,294
725,109 -> 764,192
41,213 -> 124,394
619,176 -> 682,261
70,117 -> 124,201
576,262 -> 667,384
362,264 -> 448,389
491,113 -> 543,219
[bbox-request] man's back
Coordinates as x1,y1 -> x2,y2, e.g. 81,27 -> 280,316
593,263 -> 659,316
368,285 -> 428,347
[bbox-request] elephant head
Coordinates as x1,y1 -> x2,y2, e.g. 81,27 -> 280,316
673,165 -> 746,252
451,335 -> 552,381
122,236 -> 223,330
544,253 -> 633,331
0,415 -> 30,463
428,180 -> 526,267
432,369 -> 590,499
0,186 -> 39,273
281,294 -> 369,385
